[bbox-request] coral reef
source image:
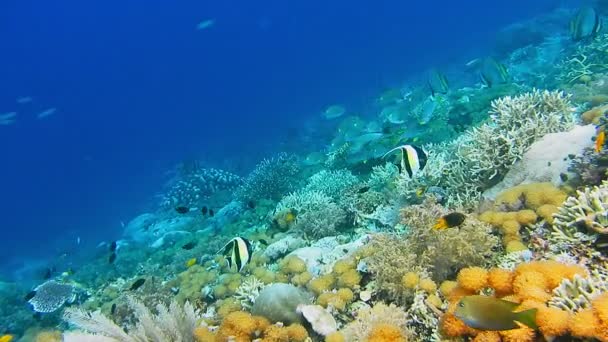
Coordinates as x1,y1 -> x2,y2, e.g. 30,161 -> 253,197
339,302 -> 411,341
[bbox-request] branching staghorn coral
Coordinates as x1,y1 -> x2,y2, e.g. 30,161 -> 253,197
548,271 -> 608,313
235,152 -> 300,202
558,35 -> 608,84
274,190 -> 347,238
234,277 -> 266,310
63,296 -> 202,342
303,169 -> 359,200
553,180 -> 608,235
441,89 -> 575,207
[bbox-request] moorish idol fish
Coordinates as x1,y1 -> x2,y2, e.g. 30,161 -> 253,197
428,68 -> 449,97
480,57 -> 509,88
382,144 -> 428,178
218,237 -> 253,272
571,6 -> 602,41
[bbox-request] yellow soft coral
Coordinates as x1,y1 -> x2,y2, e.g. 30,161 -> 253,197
337,269 -> 361,289
194,327 -> 216,342
325,332 -> 346,342
439,280 -> 458,297
366,323 -> 407,342
285,324 -> 308,342
505,240 -> 528,253
333,259 -> 357,274
35,331 -> 61,342
280,256 -> 307,274
308,274 -> 335,295
402,272 -> 419,289
419,278 -> 437,293
457,267 -> 488,292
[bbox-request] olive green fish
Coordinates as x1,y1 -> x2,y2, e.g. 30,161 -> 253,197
454,295 -> 537,331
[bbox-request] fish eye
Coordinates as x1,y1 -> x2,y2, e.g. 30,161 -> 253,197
458,302 -> 465,307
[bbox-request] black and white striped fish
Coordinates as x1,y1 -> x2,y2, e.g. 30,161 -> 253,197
382,144 -> 428,178
219,237 -> 253,272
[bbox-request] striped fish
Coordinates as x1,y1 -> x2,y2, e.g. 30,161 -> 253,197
219,237 -> 253,272
382,144 -> 428,178
571,7 -> 602,41
428,68 -> 449,97
480,57 -> 509,87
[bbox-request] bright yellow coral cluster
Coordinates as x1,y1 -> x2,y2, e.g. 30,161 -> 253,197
441,261 -> 598,341
479,183 -> 567,252
194,311 -> 309,342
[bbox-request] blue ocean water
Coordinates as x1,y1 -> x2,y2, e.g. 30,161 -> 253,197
0,0 -> 559,279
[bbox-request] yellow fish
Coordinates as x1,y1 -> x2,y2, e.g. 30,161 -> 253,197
596,130 -> 605,153
185,258 -> 197,268
454,295 -> 537,331
0,335 -> 13,342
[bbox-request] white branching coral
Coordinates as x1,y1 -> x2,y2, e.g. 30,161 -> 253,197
303,169 -> 359,199
234,277 -> 267,310
553,180 -> 608,235
442,89 -> 575,207
548,271 -> 608,313
63,297 -> 202,342
274,190 -> 347,238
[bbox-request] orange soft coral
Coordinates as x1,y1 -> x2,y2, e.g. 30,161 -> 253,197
498,326 -> 535,342
440,313 -> 468,337
513,271 -> 549,294
457,267 -> 488,292
592,292 -> 608,323
366,323 -> 407,342
472,331 -> 501,342
569,308 -> 600,338
216,311 -> 266,342
488,268 -> 514,296
536,306 -> 570,337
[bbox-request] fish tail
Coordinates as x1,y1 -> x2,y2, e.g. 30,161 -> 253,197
514,308 -> 538,329
433,218 -> 447,230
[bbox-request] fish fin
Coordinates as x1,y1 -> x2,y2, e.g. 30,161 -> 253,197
497,298 -> 521,309
382,145 -> 408,159
514,308 -> 538,330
